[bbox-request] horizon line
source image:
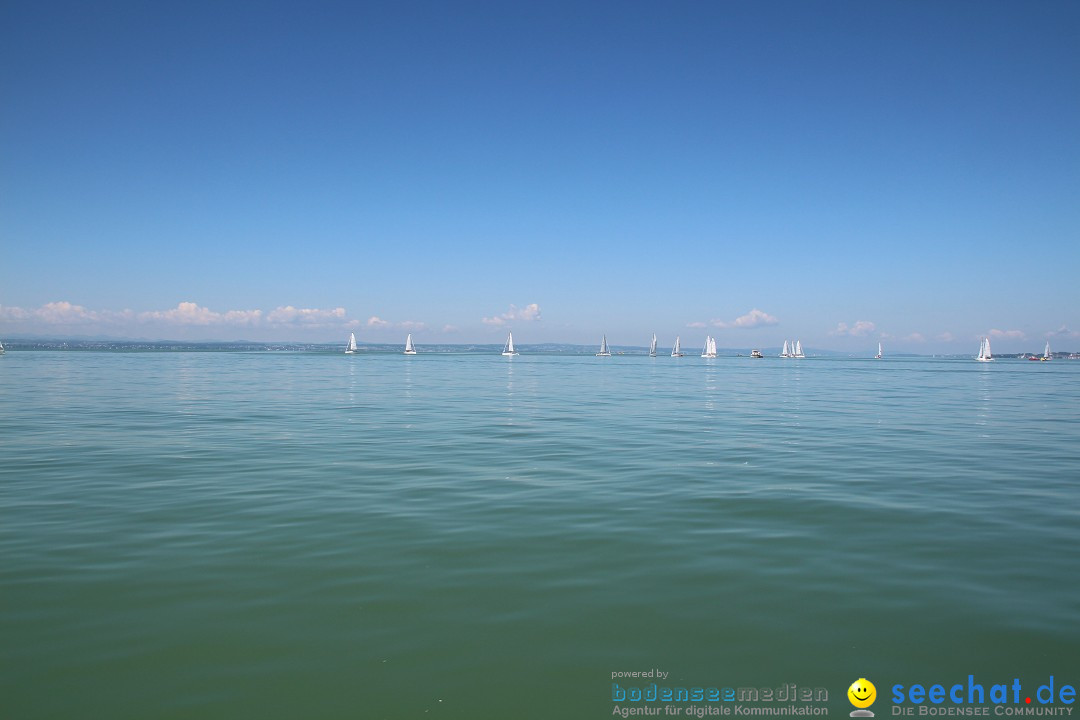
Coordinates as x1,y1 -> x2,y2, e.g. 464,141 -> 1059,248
3,337 -> 1075,358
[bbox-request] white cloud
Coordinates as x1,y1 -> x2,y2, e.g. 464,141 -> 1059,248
41,301 -> 104,323
482,303 -> 541,326
686,321 -> 707,329
830,320 -> 876,337
712,308 -> 779,329
903,333 -> 926,343
138,302 -> 263,326
0,301 -> 143,325
0,305 -> 31,322
442,324 -> 459,333
136,302 -> 344,327
1,300 -> 357,331
937,332 -> 955,343
0,300 -> 105,324
1049,325 -> 1080,339
265,306 -> 344,325
363,316 -> 429,331
988,328 -> 1025,340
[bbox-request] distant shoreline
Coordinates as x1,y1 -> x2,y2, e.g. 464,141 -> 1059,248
1,339 -> 1075,359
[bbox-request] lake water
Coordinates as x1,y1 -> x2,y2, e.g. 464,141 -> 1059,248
2,351 -> 1078,719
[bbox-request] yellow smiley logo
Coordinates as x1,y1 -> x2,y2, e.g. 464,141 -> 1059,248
848,678 -> 877,709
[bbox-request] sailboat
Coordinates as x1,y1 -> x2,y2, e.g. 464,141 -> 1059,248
977,337 -> 993,362
671,336 -> 684,357
875,342 -> 883,359
649,334 -> 657,357
345,332 -> 357,354
0,340 -> 5,355
596,334 -> 612,357
701,336 -> 717,358
502,331 -> 518,357
794,340 -> 805,358
779,340 -> 790,358
403,334 -> 417,355
1041,341 -> 1052,361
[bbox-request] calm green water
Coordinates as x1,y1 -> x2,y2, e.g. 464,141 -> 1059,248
2,352 -> 1078,719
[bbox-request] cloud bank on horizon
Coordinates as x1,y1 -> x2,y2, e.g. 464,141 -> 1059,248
0,301 -> 370,339
1,301 -> 350,328
0,300 -> 542,341
0,300 -> 1071,352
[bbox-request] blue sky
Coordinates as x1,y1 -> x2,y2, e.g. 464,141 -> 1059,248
2,0 -> 1078,352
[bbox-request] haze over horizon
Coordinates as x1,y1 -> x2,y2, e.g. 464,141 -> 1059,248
2,1 -> 1078,353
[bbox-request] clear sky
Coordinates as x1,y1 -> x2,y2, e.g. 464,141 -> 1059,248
2,0 -> 1078,352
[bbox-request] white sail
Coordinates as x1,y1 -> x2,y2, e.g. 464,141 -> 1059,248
502,331 -> 518,356
404,334 -> 416,354
977,337 -> 992,362
0,340 -> 5,354
794,340 -> 804,358
596,334 -> 611,356
649,334 -> 657,357
780,340 -> 789,357
345,332 -> 357,354
1044,341 -> 1051,359
876,342 -> 883,359
701,336 -> 717,358
672,336 -> 682,357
